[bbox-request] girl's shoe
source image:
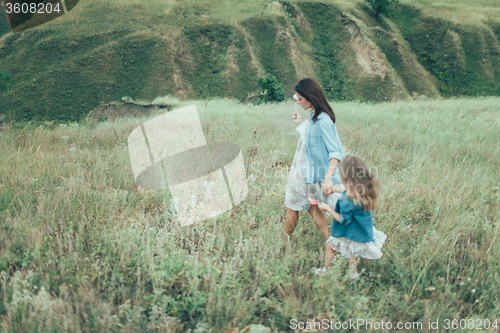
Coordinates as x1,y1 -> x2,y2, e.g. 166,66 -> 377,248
311,267 -> 327,275
347,272 -> 360,280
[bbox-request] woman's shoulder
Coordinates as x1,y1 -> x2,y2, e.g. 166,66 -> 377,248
316,112 -> 332,122
315,112 -> 336,128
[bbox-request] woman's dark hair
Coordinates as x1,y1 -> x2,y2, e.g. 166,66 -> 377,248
295,78 -> 335,123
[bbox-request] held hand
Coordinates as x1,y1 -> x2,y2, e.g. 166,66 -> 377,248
293,110 -> 302,124
322,178 -> 334,195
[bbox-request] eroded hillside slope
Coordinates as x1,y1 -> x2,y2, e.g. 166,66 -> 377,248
0,0 -> 499,121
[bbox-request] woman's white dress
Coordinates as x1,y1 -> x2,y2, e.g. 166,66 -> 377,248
285,120 -> 342,211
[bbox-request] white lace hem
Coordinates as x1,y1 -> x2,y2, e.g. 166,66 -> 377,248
327,227 -> 387,259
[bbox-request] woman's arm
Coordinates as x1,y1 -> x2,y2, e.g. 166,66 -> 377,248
318,119 -> 344,194
293,110 -> 302,125
325,158 -> 339,181
322,158 -> 339,195
319,120 -> 344,166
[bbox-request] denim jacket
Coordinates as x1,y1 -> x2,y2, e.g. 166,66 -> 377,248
305,111 -> 344,184
332,191 -> 374,243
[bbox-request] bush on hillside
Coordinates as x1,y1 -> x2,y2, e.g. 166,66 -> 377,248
365,0 -> 398,17
256,74 -> 286,104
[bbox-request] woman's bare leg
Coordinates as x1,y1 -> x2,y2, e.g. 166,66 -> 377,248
324,242 -> 336,268
284,207 -> 299,237
308,204 -> 330,240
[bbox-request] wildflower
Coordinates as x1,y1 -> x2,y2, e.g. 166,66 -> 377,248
309,198 -> 318,205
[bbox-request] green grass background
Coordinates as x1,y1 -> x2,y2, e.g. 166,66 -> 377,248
0,97 -> 499,331
1,0 -> 500,331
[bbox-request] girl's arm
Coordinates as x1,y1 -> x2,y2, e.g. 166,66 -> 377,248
331,183 -> 345,193
317,203 -> 341,223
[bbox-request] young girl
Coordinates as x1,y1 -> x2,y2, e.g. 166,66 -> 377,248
312,155 -> 387,279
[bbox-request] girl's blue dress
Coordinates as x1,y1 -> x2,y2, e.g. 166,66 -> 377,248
327,191 -> 387,259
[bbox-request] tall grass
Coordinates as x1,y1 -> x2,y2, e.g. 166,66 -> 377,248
0,96 -> 500,331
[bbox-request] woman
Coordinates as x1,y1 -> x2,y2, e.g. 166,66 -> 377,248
284,78 -> 345,241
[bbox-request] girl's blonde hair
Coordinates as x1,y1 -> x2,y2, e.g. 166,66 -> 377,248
338,155 -> 381,211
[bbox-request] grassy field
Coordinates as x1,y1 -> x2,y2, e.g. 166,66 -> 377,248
1,96 -> 499,331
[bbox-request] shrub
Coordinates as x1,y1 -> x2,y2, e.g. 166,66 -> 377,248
256,74 -> 286,104
365,0 -> 398,17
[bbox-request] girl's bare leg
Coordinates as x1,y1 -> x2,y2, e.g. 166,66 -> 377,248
284,207 -> 299,237
308,204 -> 330,240
324,242 -> 336,268
346,256 -> 358,274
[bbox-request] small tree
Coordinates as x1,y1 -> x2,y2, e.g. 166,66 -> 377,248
365,0 -> 398,17
256,74 -> 285,104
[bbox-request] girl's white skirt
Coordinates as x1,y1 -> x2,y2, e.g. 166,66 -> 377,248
327,227 -> 387,259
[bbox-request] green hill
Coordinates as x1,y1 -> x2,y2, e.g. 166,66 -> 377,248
1,0 -> 500,122
1,97 -> 499,330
